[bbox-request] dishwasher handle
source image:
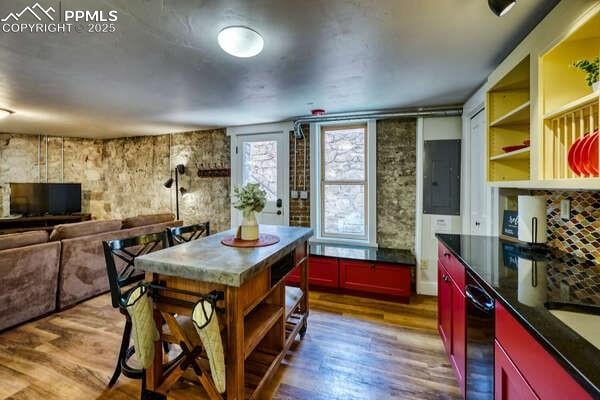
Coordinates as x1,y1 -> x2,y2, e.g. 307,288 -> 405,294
465,284 -> 495,313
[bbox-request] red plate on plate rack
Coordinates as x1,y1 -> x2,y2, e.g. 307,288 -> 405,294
582,131 -> 599,177
576,133 -> 594,177
568,135 -> 585,176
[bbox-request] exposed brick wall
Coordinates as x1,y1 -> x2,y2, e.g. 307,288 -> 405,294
289,124 -> 310,227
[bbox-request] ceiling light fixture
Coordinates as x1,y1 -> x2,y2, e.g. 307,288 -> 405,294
218,26 -> 264,58
488,0 -> 517,17
0,108 -> 14,119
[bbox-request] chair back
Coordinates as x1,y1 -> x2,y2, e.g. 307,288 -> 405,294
103,231 -> 168,309
167,222 -> 210,247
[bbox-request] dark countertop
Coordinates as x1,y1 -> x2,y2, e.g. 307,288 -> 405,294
309,243 -> 416,265
436,233 -> 600,398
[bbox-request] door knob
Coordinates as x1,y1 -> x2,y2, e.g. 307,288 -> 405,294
276,198 -> 282,208
277,210 -> 282,215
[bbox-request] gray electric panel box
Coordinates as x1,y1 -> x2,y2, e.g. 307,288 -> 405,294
423,140 -> 461,215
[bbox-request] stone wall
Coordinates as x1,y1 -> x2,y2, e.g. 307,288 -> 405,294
0,130 -> 231,233
288,118 -> 417,250
376,118 -> 417,249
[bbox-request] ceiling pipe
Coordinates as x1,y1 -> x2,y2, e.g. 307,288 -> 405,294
292,105 -> 463,138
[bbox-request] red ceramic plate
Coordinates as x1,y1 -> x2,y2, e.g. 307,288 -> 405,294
568,136 -> 584,176
576,133 -> 593,177
583,131 -> 599,177
502,144 -> 529,153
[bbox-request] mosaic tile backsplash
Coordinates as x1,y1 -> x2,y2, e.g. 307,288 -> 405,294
543,190 -> 600,265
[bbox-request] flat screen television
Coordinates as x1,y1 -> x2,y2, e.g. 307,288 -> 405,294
10,183 -> 82,216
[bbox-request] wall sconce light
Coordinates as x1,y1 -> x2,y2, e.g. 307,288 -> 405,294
164,164 -> 186,219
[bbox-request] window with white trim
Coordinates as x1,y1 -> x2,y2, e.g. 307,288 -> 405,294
311,120 -> 377,246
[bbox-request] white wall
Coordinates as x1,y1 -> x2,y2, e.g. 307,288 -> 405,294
416,116 -> 463,295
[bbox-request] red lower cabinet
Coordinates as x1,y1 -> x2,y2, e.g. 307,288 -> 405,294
437,246 -> 466,398
307,256 -> 339,288
339,260 -> 411,297
495,302 -> 592,400
495,340 -> 539,400
450,280 -> 466,395
437,263 -> 452,355
286,256 -> 339,288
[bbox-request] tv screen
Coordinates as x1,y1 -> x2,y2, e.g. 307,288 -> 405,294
10,183 -> 48,216
10,183 -> 82,216
49,183 -> 82,214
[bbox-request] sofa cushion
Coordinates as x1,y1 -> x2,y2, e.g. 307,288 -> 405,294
0,230 -> 49,251
49,219 -> 122,241
122,213 -> 175,229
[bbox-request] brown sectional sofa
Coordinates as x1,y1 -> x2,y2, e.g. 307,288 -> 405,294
0,231 -> 61,331
0,213 -> 182,331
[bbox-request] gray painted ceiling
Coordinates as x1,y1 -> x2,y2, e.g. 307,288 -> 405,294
0,0 -> 558,138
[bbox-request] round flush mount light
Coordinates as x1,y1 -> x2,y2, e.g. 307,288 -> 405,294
218,26 -> 264,58
0,108 -> 14,119
488,0 -> 517,17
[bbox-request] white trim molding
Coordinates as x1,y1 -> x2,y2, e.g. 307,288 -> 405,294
228,122 -> 290,229
310,119 -> 377,247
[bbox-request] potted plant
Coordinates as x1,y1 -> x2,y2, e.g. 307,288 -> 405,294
233,183 -> 266,240
572,57 -> 599,92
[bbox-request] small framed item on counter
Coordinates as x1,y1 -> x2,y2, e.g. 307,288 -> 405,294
502,210 -> 519,238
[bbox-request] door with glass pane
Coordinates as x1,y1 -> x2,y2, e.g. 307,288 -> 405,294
233,133 -> 287,226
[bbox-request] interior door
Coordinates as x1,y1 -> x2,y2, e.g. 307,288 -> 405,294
234,133 -> 287,226
469,109 -> 487,235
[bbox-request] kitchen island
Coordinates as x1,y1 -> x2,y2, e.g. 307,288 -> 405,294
135,225 -> 313,400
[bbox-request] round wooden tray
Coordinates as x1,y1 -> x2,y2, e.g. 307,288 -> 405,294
221,233 -> 280,248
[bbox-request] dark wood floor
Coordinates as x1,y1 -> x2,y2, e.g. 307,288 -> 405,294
0,291 -> 460,400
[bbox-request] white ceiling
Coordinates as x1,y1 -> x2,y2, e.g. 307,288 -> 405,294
0,0 -> 558,138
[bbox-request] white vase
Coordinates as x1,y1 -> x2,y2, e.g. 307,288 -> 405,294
593,81 -> 599,92
241,210 -> 259,241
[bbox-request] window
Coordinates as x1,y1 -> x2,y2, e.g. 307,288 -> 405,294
311,121 -> 376,245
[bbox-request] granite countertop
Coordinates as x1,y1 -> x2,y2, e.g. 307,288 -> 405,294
309,243 -> 416,265
436,233 -> 600,398
135,225 -> 313,287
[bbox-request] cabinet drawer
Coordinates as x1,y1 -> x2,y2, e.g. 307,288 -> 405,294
339,260 -> 411,297
438,243 -> 465,290
308,256 -> 339,288
495,302 -> 592,400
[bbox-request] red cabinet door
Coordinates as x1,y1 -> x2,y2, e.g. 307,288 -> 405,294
495,340 -> 539,400
308,256 -> 339,288
450,279 -> 466,396
495,302 -> 592,400
339,260 -> 411,297
437,262 -> 452,356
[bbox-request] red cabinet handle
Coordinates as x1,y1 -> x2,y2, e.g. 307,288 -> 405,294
444,252 -> 451,257
443,274 -> 450,283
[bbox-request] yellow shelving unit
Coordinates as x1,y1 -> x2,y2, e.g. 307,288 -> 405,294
487,56 -> 531,182
540,11 -> 600,181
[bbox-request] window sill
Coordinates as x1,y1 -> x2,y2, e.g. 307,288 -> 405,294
309,236 -> 378,248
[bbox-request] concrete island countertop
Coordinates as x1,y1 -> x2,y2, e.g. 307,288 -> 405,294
135,225 -> 313,287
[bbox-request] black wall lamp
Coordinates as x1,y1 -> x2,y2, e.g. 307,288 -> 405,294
488,0 -> 516,17
164,164 -> 186,219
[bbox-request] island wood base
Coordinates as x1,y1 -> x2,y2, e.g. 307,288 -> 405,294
143,239 -> 309,400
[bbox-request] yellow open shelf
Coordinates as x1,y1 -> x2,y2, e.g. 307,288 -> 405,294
487,55 -> 531,182
490,147 -> 530,161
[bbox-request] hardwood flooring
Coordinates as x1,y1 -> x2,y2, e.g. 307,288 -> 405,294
0,291 -> 460,400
